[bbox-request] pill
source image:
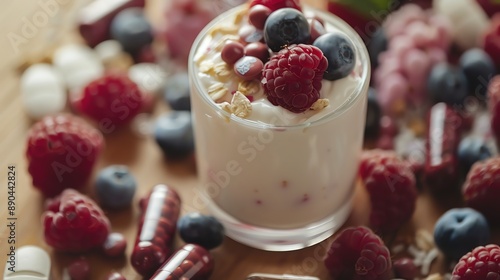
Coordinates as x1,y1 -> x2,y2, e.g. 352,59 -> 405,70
128,63 -> 166,95
3,245 -> 51,280
20,63 -> 66,119
94,40 -> 134,71
246,274 -> 319,280
244,42 -> 270,63
234,56 -> 264,81
149,244 -> 214,280
66,258 -> 90,280
130,184 -> 181,277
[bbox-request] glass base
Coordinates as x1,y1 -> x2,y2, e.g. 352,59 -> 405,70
204,194 -> 353,251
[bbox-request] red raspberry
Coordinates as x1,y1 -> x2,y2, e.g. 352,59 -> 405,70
76,73 -> 144,126
482,15 -> 500,67
488,75 -> 500,139
249,0 -> 301,12
42,189 -> 111,252
462,157 -> 500,224
324,226 -> 392,280
451,244 -> 500,280
26,114 -> 104,197
359,150 -> 418,232
261,44 -> 328,113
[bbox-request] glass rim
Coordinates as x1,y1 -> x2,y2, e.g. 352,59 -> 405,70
188,4 -> 371,130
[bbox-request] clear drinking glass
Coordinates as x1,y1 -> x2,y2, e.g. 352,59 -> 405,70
188,4 -> 370,251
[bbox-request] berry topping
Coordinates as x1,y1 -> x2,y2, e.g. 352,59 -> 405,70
434,208 -> 491,260
95,165 -> 137,209
324,226 -> 392,280
313,33 -> 356,81
462,157 -> 500,224
261,44 -> 328,113
249,0 -> 301,12
248,4 -> 272,30
264,8 -> 310,52
177,213 -> 225,250
451,244 -> 500,279
154,111 -> 194,160
234,55 -> 264,80
76,73 -> 144,126
26,114 -> 104,197
42,189 -> 111,252
359,150 -> 418,232
221,41 -> 246,65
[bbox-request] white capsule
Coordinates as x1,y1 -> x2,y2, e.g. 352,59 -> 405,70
128,63 -> 167,95
94,40 -> 123,61
21,63 -> 66,119
3,245 -> 51,280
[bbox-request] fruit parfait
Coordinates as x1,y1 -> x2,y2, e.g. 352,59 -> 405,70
188,0 -> 370,251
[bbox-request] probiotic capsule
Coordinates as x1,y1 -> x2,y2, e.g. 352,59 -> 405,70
3,245 -> 51,280
21,63 -> 66,119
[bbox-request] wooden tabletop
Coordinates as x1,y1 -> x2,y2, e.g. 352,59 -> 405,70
1,0 -> 498,279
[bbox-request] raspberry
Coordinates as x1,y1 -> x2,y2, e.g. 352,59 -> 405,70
42,189 -> 111,252
324,226 -> 392,280
488,75 -> 500,140
26,114 -> 104,197
249,0 -> 301,12
462,157 -> 500,224
261,44 -> 328,113
359,150 -> 418,232
76,73 -> 144,126
451,244 -> 500,280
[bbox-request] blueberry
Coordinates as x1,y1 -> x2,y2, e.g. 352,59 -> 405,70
365,87 -> 381,139
367,28 -> 387,69
434,208 -> 490,260
95,165 -> 136,209
177,213 -> 224,250
110,8 -> 153,54
163,72 -> 191,111
427,62 -> 469,105
459,48 -> 496,99
264,8 -> 310,52
458,136 -> 492,172
154,111 -> 194,160
313,33 -> 356,80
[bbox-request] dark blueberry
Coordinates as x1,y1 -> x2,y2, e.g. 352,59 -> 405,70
95,165 -> 136,209
459,48 -> 496,100
458,135 -> 492,172
313,33 -> 356,81
434,208 -> 490,260
427,62 -> 469,105
367,28 -> 387,69
365,87 -> 381,139
154,111 -> 194,160
177,213 -> 224,250
163,72 -> 191,111
110,8 -> 153,54
263,8 -> 310,52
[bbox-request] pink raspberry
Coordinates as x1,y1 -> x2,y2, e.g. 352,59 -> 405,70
324,226 -> 392,280
359,150 -> 418,232
451,244 -> 500,279
261,44 -> 328,113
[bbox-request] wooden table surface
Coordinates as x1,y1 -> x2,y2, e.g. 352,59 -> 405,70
1,0 -> 498,279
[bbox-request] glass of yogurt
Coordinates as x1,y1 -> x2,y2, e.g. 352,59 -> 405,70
188,3 -> 370,251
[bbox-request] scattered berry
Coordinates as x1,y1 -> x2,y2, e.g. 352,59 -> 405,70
95,165 -> 136,209
26,114 -> 104,197
67,258 -> 90,280
248,4 -> 272,30
178,213 -> 225,250
261,44 -> 327,113
249,0 -> 301,12
462,157 -> 500,224
43,189 -> 110,252
154,111 -> 194,160
451,244 -> 500,279
457,136 -> 492,173
393,258 -> 418,280
103,232 -> 127,257
359,150 -> 418,231
244,42 -> 270,62
106,272 -> 127,280
324,226 -> 392,280
313,33 -> 356,80
459,48 -> 496,99
427,62 -> 469,105
110,8 -> 153,54
234,56 -> 264,81
365,88 -> 382,139
221,41 -> 245,65
77,73 -> 144,126
434,208 -> 490,260
482,14 -> 500,67
264,8 -> 310,52
488,75 -> 500,139
163,72 -> 191,111
367,28 -> 387,69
